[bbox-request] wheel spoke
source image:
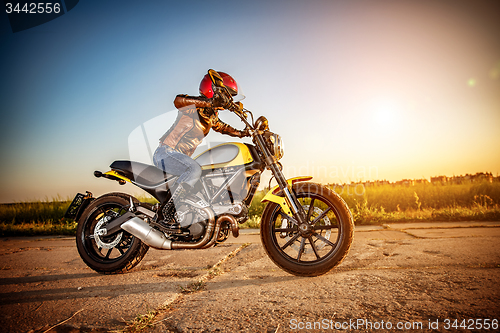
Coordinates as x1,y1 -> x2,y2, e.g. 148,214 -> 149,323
308,236 -> 321,259
273,227 -> 297,233
104,248 -> 112,259
297,237 -> 306,262
278,211 -> 289,218
307,198 -> 315,221
117,241 -> 128,250
314,232 -> 336,247
278,211 -> 299,225
113,235 -> 129,256
310,207 -> 331,226
281,232 -> 300,250
313,225 -> 337,231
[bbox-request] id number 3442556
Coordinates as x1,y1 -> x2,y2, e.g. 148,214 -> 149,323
5,2 -> 61,14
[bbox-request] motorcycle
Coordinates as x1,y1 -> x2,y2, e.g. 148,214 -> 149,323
66,70 -> 354,277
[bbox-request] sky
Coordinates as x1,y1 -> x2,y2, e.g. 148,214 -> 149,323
0,0 -> 499,203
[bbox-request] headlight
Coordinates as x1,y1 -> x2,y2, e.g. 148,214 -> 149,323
269,133 -> 284,160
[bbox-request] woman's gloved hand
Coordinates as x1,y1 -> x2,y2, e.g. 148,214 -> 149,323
211,89 -> 232,109
238,127 -> 251,138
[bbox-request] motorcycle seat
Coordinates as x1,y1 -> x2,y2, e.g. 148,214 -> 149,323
110,160 -> 175,187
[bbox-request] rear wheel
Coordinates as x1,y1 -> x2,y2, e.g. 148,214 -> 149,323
76,194 -> 149,274
261,182 -> 353,277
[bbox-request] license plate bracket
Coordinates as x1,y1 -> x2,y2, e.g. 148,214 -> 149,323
64,192 -> 93,219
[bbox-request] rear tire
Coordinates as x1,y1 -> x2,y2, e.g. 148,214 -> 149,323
260,182 -> 353,277
76,194 -> 149,274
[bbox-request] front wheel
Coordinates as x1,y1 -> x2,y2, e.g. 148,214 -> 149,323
76,194 -> 149,274
260,182 -> 353,277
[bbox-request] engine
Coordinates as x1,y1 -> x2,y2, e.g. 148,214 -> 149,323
174,198 -> 248,240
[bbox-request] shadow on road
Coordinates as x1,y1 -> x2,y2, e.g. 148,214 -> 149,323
0,272 -> 98,286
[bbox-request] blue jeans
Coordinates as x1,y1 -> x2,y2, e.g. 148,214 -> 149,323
153,145 -> 202,187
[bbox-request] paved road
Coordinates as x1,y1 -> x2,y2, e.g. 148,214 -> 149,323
0,221 -> 499,333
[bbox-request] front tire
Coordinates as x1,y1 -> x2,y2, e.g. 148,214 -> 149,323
261,182 -> 353,277
76,194 -> 149,274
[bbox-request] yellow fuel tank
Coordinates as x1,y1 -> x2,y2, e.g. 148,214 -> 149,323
194,142 -> 254,170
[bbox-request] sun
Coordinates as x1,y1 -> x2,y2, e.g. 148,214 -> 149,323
372,98 -> 397,126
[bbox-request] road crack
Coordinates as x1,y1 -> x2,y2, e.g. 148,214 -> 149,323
113,243 -> 250,333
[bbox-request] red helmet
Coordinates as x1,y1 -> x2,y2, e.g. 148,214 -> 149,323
199,71 -> 238,98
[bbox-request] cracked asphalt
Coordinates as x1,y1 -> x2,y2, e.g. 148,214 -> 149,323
0,221 -> 499,333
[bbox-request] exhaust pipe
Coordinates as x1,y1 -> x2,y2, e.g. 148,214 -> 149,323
121,207 -> 216,250
201,214 -> 237,249
217,214 -> 239,238
228,215 -> 239,238
121,217 -> 172,250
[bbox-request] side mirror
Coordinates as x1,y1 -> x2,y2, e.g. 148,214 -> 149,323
208,69 -> 225,88
254,116 -> 269,131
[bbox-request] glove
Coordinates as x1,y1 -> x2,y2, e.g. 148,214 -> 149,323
239,128 -> 250,138
211,90 -> 232,109
228,101 -> 243,113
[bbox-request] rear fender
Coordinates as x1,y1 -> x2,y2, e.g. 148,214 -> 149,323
261,176 -> 312,215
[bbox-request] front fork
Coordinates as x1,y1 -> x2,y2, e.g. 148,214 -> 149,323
272,165 -> 306,219
254,133 -> 309,224
261,172 -> 311,223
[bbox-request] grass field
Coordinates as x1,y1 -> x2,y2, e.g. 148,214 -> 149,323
334,181 -> 500,224
241,181 -> 500,227
1,181 -> 499,236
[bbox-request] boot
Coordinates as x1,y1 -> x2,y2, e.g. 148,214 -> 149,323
160,183 -> 192,229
